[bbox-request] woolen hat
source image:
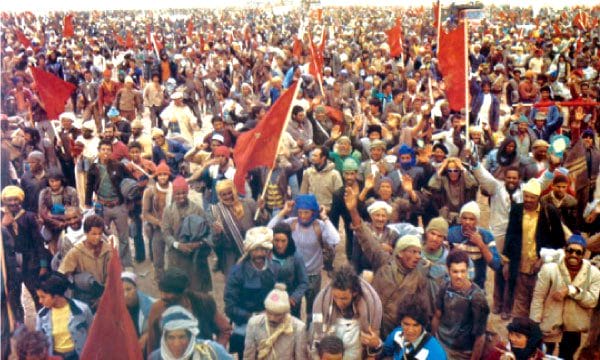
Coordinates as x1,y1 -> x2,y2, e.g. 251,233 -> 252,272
426,217 -> 449,237
264,283 -> 290,314
394,234 -> 422,255
522,178 -> 541,196
460,201 -> 481,221
172,176 -> 189,192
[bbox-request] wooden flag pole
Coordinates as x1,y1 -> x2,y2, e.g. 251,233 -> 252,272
253,78 -> 304,221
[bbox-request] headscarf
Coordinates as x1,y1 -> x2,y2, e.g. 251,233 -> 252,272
294,194 -> 320,226
1,186 -> 24,202
216,179 -> 244,219
160,306 -> 199,360
243,226 -> 274,253
398,144 -> 416,169
496,138 -> 517,166
506,317 -> 543,360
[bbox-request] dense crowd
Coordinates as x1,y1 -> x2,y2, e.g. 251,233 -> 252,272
1,4 -> 599,360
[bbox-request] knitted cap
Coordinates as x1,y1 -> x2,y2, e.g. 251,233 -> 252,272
155,160 -> 171,176
172,176 -> 189,192
460,201 -> 481,221
264,283 -> 290,314
522,178 -> 541,196
342,158 -> 359,172
426,217 -> 449,237
394,234 -> 422,254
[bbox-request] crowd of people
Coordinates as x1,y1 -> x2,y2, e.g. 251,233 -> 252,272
1,3 -> 600,360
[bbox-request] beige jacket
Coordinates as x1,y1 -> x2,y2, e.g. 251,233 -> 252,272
530,260 -> 600,338
58,241 -> 112,284
243,313 -> 308,360
300,161 -> 343,210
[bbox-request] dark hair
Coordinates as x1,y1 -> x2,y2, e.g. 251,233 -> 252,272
23,127 -> 41,145
16,330 -> 50,360
366,124 -> 382,136
83,215 -> 105,233
446,249 -> 470,268
272,222 -> 296,257
391,88 -> 403,97
37,271 -> 71,296
317,335 -> 344,356
504,166 -> 521,177
159,268 -> 190,294
396,297 -> 430,329
47,168 -> 65,183
331,265 -> 362,298
292,105 -> 305,117
98,138 -> 113,149
212,116 -> 224,124
128,141 -> 142,150
316,145 -> 329,160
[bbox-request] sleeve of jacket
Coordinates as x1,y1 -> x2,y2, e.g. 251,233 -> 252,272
472,163 -> 500,196
320,219 -> 341,247
294,321 -> 308,360
530,263 -> 552,323
354,222 -> 392,271
299,169 -> 309,194
570,265 -> 600,309
224,266 -> 251,324
161,207 -> 177,248
243,316 -> 259,360
546,106 -> 564,136
503,205 -> 519,258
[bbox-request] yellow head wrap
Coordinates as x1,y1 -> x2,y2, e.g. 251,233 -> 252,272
1,186 -> 25,202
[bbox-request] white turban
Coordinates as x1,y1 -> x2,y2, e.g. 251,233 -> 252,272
244,226 -> 273,253
367,201 -> 393,216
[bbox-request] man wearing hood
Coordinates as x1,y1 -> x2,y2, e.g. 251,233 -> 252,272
300,146 -> 343,211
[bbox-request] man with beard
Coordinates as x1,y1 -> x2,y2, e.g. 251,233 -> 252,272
506,115 -> 537,159
244,283 -> 308,360
432,250 -> 489,360
503,178 -> 565,318
521,140 -> 550,181
85,139 -> 133,268
101,124 -> 129,161
472,162 -> 523,318
530,235 -> 600,360
326,135 -> 361,173
359,140 -> 393,180
197,145 -> 236,206
300,146 -> 343,211
146,268 -> 231,355
541,174 -> 578,231
106,107 -> 132,144
20,151 -> 49,213
1,185 -> 50,322
129,119 -> 152,159
224,226 -> 282,358
151,127 -> 188,176
448,201 -> 502,290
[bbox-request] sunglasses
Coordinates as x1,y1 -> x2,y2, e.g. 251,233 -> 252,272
566,247 -> 584,256
447,169 -> 460,173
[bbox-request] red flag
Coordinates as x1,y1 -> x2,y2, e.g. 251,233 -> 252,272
187,19 -> 194,38
126,31 -> 135,49
573,12 -> 591,30
79,247 -> 143,360
14,28 -> 31,48
385,20 -> 403,58
553,22 -> 561,36
438,22 -> 467,112
63,14 -> 74,38
433,1 -> 440,29
233,82 -> 299,195
115,32 -> 126,47
292,36 -> 302,58
307,34 -> 324,92
30,66 -> 76,120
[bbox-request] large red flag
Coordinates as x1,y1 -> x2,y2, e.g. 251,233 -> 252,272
63,14 -> 74,38
293,36 -> 303,58
79,247 -> 143,360
385,21 -> 403,58
15,28 -> 31,48
30,66 -> 76,120
126,31 -> 135,49
437,21 -> 467,112
573,12 -> 591,31
233,82 -> 299,195
433,1 -> 440,29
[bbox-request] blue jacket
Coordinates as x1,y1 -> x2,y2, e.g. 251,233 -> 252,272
152,139 -> 188,175
36,298 -> 94,356
447,226 -> 501,289
136,290 -> 156,336
528,105 -> 563,141
382,327 -> 447,360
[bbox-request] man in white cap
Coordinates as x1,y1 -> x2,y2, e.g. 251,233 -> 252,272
159,91 -> 198,146
224,226 -> 282,358
503,178 -> 566,318
115,75 -> 143,121
345,187 -> 437,338
448,201 -> 502,290
244,283 -> 308,360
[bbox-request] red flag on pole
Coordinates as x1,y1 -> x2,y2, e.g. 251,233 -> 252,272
437,21 -> 467,112
433,1 -> 440,29
79,247 -> 143,360
125,31 -> 135,49
63,14 -> 74,38
292,36 -> 303,58
385,20 -> 403,58
573,12 -> 591,30
308,34 -> 324,94
30,66 -> 76,120
15,28 -> 31,48
187,19 -> 194,38
233,82 -> 300,195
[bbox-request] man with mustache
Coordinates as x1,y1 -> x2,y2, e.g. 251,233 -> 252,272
530,235 -> 600,360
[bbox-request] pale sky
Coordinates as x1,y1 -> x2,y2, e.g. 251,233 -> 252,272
0,0 -> 595,12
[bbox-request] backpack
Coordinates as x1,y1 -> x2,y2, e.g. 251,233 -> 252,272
291,219 -> 335,271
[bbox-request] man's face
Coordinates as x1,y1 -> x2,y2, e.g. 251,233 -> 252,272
266,310 -> 286,328
213,120 -> 224,132
153,134 -> 165,146
98,144 -> 112,162
218,187 -> 235,206
294,110 -> 305,123
49,178 -> 62,191
297,209 -> 314,224
132,127 -> 142,136
446,162 -> 460,182
331,288 -> 354,311
36,290 -> 55,309
61,119 -> 73,130
129,147 -> 141,162
504,171 -> 520,192
449,262 -> 469,289
377,182 -> 393,200
533,146 -> 547,161
583,136 -> 593,149
424,230 -> 444,253
401,316 -> 423,343
103,127 -> 115,141
122,281 -> 138,308
85,226 -> 103,248
64,210 -> 82,230
337,141 -> 350,156
370,147 -> 384,162
174,189 -> 188,206
273,233 -> 289,256
564,244 -> 585,268
310,149 -> 325,167
399,153 -> 412,166
250,247 -> 269,268
517,122 -> 529,134
342,170 -> 357,186
165,330 -> 191,358
534,119 -> 545,129
523,192 -> 540,211
215,154 -> 228,167
369,209 -> 389,230
160,291 -> 181,305
553,182 -> 568,200
26,157 -> 43,173
396,246 -> 421,270
460,212 -> 477,232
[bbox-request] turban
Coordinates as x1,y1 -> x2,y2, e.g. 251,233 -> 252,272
244,226 -> 274,253
567,234 -> 587,248
151,128 -> 164,138
522,178 -> 541,196
367,201 -> 392,216
1,186 -> 24,201
159,306 -> 199,360
294,194 -> 320,226
155,161 -> 171,176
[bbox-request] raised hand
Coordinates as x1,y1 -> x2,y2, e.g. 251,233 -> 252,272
344,186 -> 358,211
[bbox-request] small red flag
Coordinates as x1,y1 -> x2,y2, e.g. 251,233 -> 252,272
438,22 -> 467,112
30,66 -> 76,120
385,20 -> 403,58
233,82 -> 299,195
126,31 -> 135,49
187,19 -> 194,38
115,32 -> 126,47
433,1 -> 440,29
14,28 -> 31,48
63,14 -> 74,38
293,36 -> 303,58
79,247 -> 143,360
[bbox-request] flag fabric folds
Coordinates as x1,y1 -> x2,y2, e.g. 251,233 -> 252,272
233,81 -> 299,195
437,21 -> 467,112
385,20 -> 403,58
30,66 -> 76,120
63,14 -> 74,37
14,29 -> 31,48
79,247 -> 143,360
